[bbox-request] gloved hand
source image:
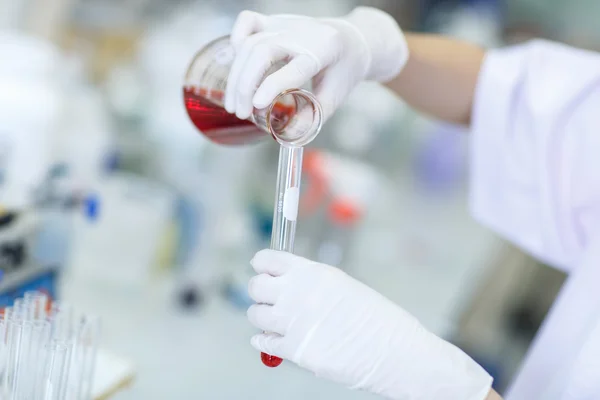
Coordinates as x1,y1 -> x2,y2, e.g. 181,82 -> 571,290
247,250 -> 493,400
225,7 -> 409,121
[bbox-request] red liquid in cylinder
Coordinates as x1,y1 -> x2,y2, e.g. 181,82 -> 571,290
183,87 -> 296,145
261,352 -> 283,368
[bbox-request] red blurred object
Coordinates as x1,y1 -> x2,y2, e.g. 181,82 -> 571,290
329,198 -> 362,225
183,87 -> 295,145
300,150 -> 329,217
261,352 -> 283,368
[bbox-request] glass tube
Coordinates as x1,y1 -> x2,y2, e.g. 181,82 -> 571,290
12,299 -> 24,321
2,307 -> 12,322
0,317 -> 6,393
24,291 -> 48,320
271,146 -> 303,252
70,315 -> 100,400
22,295 -> 34,322
40,341 -> 71,400
2,318 -> 23,397
12,320 -> 34,398
49,302 -> 73,341
29,320 -> 51,399
261,144 -> 304,368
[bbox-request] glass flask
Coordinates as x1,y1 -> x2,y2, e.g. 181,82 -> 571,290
183,35 -> 322,146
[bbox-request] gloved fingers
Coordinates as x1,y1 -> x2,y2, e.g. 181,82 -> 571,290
247,304 -> 285,335
234,41 -> 290,119
248,273 -> 282,305
230,10 -> 267,49
252,54 -> 321,110
251,333 -> 285,358
251,249 -> 309,276
225,31 -> 277,114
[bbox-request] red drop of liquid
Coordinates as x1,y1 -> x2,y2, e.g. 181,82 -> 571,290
261,352 -> 283,368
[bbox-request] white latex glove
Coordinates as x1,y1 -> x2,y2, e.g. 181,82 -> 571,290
247,250 -> 492,400
225,7 -> 408,120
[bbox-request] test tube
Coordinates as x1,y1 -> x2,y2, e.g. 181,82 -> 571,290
2,317 -> 23,397
49,302 -> 74,341
0,317 -> 7,389
261,144 -> 304,368
12,299 -> 24,321
40,341 -> 71,400
22,294 -> 36,322
3,307 -> 12,322
271,146 -> 303,253
24,291 -> 48,320
12,320 -> 34,398
28,320 -> 51,399
0,308 -> 10,380
70,315 -> 101,400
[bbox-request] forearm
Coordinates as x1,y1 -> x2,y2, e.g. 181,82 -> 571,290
486,389 -> 503,400
384,33 -> 485,126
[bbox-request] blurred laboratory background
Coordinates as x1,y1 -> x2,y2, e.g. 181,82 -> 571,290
0,0 -> 594,398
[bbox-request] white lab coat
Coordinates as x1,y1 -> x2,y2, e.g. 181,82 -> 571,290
470,39 -> 600,399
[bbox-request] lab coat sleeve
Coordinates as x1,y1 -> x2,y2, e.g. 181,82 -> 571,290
469,39 -> 600,272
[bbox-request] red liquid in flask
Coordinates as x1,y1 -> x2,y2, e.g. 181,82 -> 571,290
183,87 -> 296,145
